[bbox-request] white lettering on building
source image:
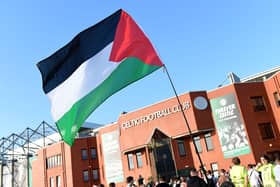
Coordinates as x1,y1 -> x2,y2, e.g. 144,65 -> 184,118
121,101 -> 191,129
214,104 -> 236,120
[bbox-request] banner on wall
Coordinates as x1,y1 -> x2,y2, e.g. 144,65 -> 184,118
101,130 -> 124,183
210,93 -> 251,158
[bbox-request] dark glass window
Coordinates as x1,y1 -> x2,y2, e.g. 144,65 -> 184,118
83,170 -> 89,182
177,140 -> 186,156
193,136 -> 202,153
91,148 -> 97,159
127,153 -> 134,170
56,176 -> 61,187
250,96 -> 266,112
81,149 -> 88,160
49,177 -> 54,187
136,152 -> 143,168
258,122 -> 275,140
273,92 -> 280,107
92,169 -> 98,180
204,133 -> 214,151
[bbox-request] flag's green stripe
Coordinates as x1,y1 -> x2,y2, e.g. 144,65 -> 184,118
56,57 -> 161,145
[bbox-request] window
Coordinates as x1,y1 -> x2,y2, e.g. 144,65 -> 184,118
177,140 -> 186,156
46,154 -> 62,169
136,152 -> 143,168
204,133 -> 214,151
57,154 -> 62,166
210,162 -> 219,178
273,92 -> 280,107
211,162 -> 218,171
56,176 -> 61,187
47,157 -> 53,168
83,170 -> 89,182
81,149 -> 88,160
193,136 -> 202,153
91,148 -> 97,159
250,96 -> 266,112
258,122 -> 275,140
127,153 -> 134,170
49,177 -> 54,187
92,169 -> 99,180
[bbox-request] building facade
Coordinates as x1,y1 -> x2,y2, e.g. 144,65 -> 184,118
32,69 -> 280,187
32,137 -> 99,187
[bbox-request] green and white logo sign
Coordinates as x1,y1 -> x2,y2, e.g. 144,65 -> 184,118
210,93 -> 251,158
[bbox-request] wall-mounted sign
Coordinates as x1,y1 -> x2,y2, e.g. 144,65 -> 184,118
210,93 -> 251,158
101,130 -> 124,183
193,96 -> 208,110
122,101 -> 190,129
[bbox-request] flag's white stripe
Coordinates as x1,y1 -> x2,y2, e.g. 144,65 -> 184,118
47,42 -> 120,121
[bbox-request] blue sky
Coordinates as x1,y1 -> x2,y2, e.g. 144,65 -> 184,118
0,1 -> 279,137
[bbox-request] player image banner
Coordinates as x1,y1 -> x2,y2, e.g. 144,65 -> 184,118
210,93 -> 251,158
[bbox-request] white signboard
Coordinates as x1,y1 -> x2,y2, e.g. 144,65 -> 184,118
101,130 -> 124,183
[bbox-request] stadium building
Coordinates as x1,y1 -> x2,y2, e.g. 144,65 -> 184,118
1,67 -> 279,187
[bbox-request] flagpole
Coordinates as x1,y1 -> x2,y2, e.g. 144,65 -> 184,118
163,64 -> 209,185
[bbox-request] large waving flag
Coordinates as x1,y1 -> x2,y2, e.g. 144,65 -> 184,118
37,9 -> 163,146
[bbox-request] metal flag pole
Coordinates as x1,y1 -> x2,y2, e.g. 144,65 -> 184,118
163,64 -> 209,185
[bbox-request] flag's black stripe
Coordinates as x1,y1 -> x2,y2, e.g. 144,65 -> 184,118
37,9 -> 122,94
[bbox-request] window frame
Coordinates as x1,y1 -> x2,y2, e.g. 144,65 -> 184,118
92,169 -> 99,180
136,152 -> 143,168
56,175 -> 61,187
46,154 -> 62,169
57,154 -> 62,166
258,122 -> 275,140
81,149 -> 88,160
250,96 -> 266,112
193,136 -> 202,153
210,162 -> 219,178
49,176 -> 54,187
83,170 -> 89,182
273,92 -> 280,107
204,133 -> 214,151
90,148 -> 97,159
127,153 -> 134,170
177,140 -> 186,157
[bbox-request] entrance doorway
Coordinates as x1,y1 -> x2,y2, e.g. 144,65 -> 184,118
149,129 -> 176,180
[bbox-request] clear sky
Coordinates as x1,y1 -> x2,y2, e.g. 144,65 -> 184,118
0,1 -> 279,138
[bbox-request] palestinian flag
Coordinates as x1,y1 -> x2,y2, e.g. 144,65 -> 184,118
37,9 -> 163,146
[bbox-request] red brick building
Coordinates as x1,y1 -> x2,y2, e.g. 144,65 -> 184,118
32,136 -> 99,187
32,68 -> 280,187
